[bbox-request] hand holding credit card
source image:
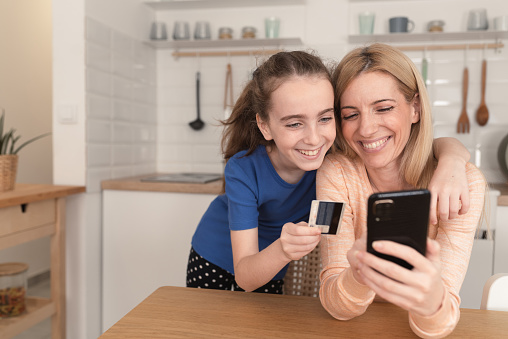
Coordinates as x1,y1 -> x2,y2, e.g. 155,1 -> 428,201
308,200 -> 345,234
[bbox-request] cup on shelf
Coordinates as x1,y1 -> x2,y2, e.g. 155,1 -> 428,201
493,15 -> 508,31
173,21 -> 190,40
467,8 -> 489,31
265,17 -> 280,38
218,27 -> 233,40
194,21 -> 211,40
389,17 -> 414,33
150,21 -> 168,40
358,12 -> 375,35
427,20 -> 445,32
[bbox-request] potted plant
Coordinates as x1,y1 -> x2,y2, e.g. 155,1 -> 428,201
0,110 -> 50,192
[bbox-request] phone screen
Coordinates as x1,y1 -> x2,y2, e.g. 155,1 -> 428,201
366,189 -> 430,270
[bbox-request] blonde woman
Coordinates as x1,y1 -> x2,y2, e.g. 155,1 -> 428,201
317,44 -> 485,338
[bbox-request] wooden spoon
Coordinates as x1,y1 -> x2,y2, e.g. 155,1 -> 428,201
476,59 -> 489,126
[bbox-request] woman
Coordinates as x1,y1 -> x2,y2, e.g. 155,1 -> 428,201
317,43 -> 485,338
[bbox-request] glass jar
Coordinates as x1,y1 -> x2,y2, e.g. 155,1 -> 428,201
427,20 -> 445,32
0,262 -> 28,318
218,27 -> 233,40
242,26 -> 257,39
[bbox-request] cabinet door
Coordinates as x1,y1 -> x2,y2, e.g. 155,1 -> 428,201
459,238 -> 494,309
102,190 -> 215,331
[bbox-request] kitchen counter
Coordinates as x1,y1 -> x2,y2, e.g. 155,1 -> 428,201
101,174 -> 508,205
490,183 -> 508,206
101,173 -> 223,195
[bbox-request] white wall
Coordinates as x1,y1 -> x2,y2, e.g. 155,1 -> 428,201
0,0 -> 52,282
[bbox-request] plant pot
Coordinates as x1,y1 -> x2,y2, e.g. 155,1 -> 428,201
0,155 -> 18,192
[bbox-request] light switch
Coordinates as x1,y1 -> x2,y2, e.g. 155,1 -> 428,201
57,104 -> 79,124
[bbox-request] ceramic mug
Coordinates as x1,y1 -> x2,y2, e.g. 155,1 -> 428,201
494,15 -> 508,31
467,8 -> 488,31
173,21 -> 190,40
194,21 -> 211,40
265,17 -> 280,38
389,17 -> 415,33
359,12 -> 375,35
150,22 -> 167,40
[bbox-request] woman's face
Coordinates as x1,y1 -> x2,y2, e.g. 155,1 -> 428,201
256,76 -> 335,183
339,71 -> 420,172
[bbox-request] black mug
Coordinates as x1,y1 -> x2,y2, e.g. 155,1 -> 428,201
389,17 -> 415,33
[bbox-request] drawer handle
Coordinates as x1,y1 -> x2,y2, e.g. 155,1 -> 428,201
21,203 -> 28,213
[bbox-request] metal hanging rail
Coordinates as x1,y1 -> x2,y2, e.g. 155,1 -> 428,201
396,41 -> 504,52
172,49 -> 283,58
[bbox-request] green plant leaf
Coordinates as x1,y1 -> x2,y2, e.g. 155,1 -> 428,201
1,129 -> 14,154
12,132 -> 51,154
9,135 -> 21,154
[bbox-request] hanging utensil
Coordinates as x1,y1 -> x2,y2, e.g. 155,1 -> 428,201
224,63 -> 234,119
475,58 -> 489,126
189,71 -> 205,130
457,66 -> 470,133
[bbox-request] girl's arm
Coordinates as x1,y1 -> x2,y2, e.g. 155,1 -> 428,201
231,223 -> 320,292
430,137 -> 471,225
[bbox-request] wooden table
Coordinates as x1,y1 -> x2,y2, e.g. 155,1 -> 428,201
0,183 -> 85,339
100,286 -> 508,338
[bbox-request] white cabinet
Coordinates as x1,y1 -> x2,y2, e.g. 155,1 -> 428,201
102,190 -> 216,332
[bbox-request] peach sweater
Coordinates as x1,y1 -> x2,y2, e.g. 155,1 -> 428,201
316,153 -> 486,338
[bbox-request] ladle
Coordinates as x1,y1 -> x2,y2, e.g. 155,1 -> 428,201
189,71 -> 205,130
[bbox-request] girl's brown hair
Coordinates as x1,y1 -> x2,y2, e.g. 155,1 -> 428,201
332,43 -> 434,189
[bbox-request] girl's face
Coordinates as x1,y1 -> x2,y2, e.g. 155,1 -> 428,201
339,71 -> 420,172
256,76 -> 335,184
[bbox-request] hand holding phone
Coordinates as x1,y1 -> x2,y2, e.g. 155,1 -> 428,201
309,200 -> 345,234
366,189 -> 430,270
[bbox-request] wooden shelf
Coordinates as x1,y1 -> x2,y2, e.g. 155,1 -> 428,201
349,31 -> 508,44
144,0 -> 305,10
0,297 -> 55,338
145,37 -> 302,49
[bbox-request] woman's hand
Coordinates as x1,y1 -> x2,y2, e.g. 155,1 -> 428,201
355,238 -> 445,317
429,158 -> 469,225
279,221 -> 321,261
429,156 -> 470,225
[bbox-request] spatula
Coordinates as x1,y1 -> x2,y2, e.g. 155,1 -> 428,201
475,59 -> 489,126
457,67 -> 470,134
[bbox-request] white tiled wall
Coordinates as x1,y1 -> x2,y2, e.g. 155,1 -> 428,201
85,18 -> 157,192
153,0 -> 508,183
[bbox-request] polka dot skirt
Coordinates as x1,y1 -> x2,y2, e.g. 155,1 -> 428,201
186,247 -> 283,294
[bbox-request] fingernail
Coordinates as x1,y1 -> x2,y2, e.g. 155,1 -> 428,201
373,241 -> 383,250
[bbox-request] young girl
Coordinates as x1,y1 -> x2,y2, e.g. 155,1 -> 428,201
186,50 -> 471,294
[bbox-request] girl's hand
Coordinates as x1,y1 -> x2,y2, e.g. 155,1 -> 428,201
346,234 -> 368,285
279,222 -> 321,261
355,238 -> 445,317
429,157 -> 470,225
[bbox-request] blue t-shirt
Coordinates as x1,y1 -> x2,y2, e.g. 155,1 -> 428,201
191,145 -> 316,280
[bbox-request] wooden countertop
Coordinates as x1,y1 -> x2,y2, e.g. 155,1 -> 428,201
101,173 -> 223,195
101,173 -> 508,205
100,286 -> 508,338
0,183 -> 86,208
490,183 -> 508,206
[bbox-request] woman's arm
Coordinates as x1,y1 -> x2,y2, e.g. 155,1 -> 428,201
317,155 -> 375,320
430,137 -> 471,225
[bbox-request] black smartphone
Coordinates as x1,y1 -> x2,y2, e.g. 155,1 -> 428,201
309,200 -> 345,234
366,189 -> 430,270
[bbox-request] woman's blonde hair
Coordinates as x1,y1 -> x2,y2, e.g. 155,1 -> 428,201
332,43 -> 435,189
